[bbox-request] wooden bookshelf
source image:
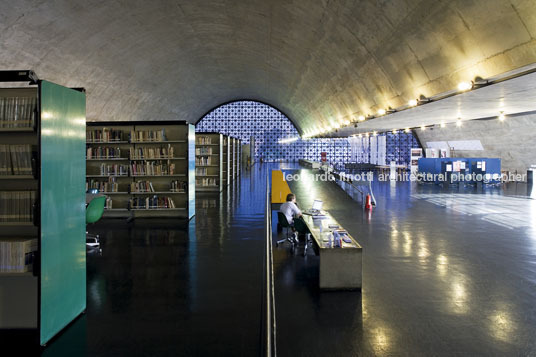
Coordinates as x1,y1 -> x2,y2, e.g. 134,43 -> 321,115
0,72 -> 87,346
195,133 -> 223,192
86,121 -> 195,219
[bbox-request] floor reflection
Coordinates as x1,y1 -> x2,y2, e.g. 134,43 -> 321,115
275,168 -> 536,356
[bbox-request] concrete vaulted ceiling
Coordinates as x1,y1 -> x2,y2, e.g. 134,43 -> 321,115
1,0 -> 535,134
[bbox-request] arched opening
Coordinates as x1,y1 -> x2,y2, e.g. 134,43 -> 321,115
196,100 -> 420,165
196,100 -> 350,164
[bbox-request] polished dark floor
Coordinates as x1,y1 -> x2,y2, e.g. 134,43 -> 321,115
274,168 -> 536,356
6,163 -> 536,356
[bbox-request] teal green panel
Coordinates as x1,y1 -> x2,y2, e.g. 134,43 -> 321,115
39,81 -> 86,345
188,124 -> 196,219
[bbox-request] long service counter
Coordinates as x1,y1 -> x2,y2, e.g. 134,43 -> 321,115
302,211 -> 362,290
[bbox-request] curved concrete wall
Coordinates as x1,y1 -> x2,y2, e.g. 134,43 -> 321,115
415,112 -> 536,174
0,0 -> 535,132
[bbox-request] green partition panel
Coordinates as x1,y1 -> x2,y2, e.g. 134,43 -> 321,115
188,124 -> 196,219
39,81 -> 86,345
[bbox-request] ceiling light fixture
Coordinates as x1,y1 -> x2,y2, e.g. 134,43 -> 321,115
377,109 -> 386,116
358,115 -> 365,121
498,112 -> 505,121
408,99 -> 418,107
405,128 -> 410,133
420,125 -> 425,131
456,117 -> 462,127
440,121 -> 446,128
457,81 -> 473,91
392,129 -> 397,134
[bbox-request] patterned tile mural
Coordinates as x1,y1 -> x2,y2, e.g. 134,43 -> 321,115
196,101 -> 419,166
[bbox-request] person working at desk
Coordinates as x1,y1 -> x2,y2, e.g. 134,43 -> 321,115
280,193 -> 309,242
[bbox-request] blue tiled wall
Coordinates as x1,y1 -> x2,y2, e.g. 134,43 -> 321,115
196,101 -> 419,165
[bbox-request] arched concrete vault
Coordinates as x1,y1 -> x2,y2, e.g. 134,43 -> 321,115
1,0 -> 535,133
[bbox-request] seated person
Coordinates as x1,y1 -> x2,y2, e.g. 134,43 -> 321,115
280,193 -> 309,241
280,193 -> 301,225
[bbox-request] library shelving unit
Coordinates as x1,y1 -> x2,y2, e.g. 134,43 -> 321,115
229,137 -> 235,180
235,137 -> 241,177
229,137 -> 241,180
195,132 -> 223,192
0,71 -> 86,346
222,135 -> 230,187
86,121 -> 195,219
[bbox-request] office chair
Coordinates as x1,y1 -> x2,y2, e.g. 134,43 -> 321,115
276,212 -> 296,247
86,196 -> 106,247
293,218 -> 312,256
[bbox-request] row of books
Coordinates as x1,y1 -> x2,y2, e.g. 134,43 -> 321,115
130,162 -> 175,176
170,180 -> 187,192
0,238 -> 37,273
0,191 -> 36,222
195,147 -> 213,155
196,136 -> 212,145
129,196 -> 176,209
130,129 -> 167,142
0,97 -> 37,128
195,156 -> 212,166
130,145 -> 174,159
0,144 -> 34,175
131,180 -> 155,192
86,177 -> 119,192
87,146 -> 122,159
105,197 -> 112,209
195,167 -> 209,176
196,178 -> 218,187
100,164 -> 129,176
87,129 -> 124,142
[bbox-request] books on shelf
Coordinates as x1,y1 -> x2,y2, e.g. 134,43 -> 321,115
170,180 -> 187,192
195,167 -> 208,176
130,129 -> 166,142
196,178 -> 217,187
0,191 -> 36,222
131,180 -> 155,193
0,144 -> 34,175
130,161 -> 175,176
86,177 -> 118,192
129,196 -> 176,209
0,238 -> 37,273
196,156 -> 212,166
100,163 -> 129,176
0,97 -> 37,128
195,147 -> 213,155
87,146 -> 122,159
105,197 -> 113,209
130,145 -> 174,159
87,128 -> 125,142
196,136 -> 212,145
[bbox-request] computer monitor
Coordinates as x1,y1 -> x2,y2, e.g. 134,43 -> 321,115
312,199 -> 323,211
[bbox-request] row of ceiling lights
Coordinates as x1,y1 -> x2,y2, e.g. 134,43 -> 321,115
346,111 -> 507,138
301,79 -> 493,139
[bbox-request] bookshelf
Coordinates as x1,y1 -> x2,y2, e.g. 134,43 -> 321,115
86,121 -> 195,219
228,137 -> 241,181
0,71 -> 86,346
195,133 -> 223,192
222,135 -> 230,186
235,137 -> 241,178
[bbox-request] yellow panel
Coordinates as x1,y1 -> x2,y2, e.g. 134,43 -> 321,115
271,170 -> 292,204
